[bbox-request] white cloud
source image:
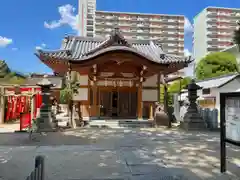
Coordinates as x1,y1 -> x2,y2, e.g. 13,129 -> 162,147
35,43 -> 47,50
184,48 -> 192,57
35,46 -> 42,50
12,47 -> 18,51
44,4 -> 78,30
0,36 -> 13,47
184,17 -> 193,34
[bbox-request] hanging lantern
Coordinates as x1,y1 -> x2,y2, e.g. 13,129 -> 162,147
129,80 -> 132,87
14,85 -> 21,95
119,80 -> 123,87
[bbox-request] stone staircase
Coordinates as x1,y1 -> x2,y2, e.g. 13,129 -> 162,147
89,119 -> 154,128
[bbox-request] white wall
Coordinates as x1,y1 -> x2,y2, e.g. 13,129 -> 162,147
193,9 -> 208,63
142,74 -> 158,87
215,77 -> 240,110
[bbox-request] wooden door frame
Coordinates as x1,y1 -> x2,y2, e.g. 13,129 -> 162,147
97,86 -> 138,119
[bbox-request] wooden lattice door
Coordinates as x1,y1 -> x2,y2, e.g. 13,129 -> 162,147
118,91 -> 137,118
99,91 -> 112,117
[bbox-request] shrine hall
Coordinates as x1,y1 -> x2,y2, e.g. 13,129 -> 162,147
36,28 -> 192,121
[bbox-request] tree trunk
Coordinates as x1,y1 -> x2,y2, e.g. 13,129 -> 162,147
71,102 -> 77,129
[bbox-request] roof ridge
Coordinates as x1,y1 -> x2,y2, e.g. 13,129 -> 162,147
67,35 -> 104,42
196,72 -> 239,83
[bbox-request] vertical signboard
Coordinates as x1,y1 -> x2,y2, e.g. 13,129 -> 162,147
220,92 -> 240,173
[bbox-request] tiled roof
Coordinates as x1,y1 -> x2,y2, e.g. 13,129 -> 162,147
24,76 -> 63,89
36,29 -> 192,65
196,73 -> 239,89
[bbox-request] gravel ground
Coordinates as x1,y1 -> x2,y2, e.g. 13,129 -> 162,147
0,128 -> 239,180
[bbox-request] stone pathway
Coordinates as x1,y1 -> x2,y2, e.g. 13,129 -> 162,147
0,128 -> 239,180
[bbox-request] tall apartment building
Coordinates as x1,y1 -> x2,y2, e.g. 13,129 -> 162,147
78,0 -> 96,37
78,0 -> 185,56
95,11 -> 185,56
193,7 -> 240,62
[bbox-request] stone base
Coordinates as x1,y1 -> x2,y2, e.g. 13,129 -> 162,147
181,111 -> 207,131
37,117 -> 58,133
37,128 -> 58,133
154,111 -> 170,127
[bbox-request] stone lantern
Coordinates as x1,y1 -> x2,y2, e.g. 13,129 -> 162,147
36,75 -> 56,132
181,79 -> 207,130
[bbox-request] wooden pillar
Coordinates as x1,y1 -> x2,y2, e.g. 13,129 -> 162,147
0,87 -> 5,124
161,74 -> 168,113
137,82 -> 143,120
148,103 -> 153,120
92,81 -> 98,117
67,62 -> 72,88
157,73 -> 161,103
30,88 -> 35,121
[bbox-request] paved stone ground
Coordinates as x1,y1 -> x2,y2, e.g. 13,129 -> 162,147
0,128 -> 239,180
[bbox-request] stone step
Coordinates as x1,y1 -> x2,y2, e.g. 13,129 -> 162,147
89,120 -> 154,128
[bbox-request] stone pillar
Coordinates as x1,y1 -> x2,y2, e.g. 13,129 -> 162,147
36,75 -> 56,132
148,103 -> 153,120
181,79 -> 207,130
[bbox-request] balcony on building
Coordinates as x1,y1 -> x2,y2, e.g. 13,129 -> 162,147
207,17 -> 218,23
207,10 -> 218,15
149,30 -> 162,34
150,23 -> 161,28
150,18 -> 162,22
118,22 -> 130,27
119,16 -> 130,20
95,15 -> 105,20
105,15 -> 115,20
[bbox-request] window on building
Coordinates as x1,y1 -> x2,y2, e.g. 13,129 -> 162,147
202,88 -> 211,95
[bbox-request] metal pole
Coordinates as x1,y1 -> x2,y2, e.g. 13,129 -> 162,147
35,156 -> 44,180
220,94 -> 226,173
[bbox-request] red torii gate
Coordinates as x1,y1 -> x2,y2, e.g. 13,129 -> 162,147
0,86 -> 42,130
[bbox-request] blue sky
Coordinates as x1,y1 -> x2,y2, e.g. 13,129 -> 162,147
0,0 -> 239,75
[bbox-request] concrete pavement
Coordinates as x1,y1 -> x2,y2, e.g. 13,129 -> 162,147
0,128 -> 239,180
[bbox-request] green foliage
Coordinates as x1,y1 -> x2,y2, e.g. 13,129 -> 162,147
168,77 -> 191,93
195,52 -> 239,80
159,77 -> 191,106
60,88 -> 72,104
60,71 -> 80,104
8,76 -> 26,84
0,60 -> 26,84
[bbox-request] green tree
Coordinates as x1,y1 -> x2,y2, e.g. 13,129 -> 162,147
159,77 -> 191,105
168,77 -> 191,93
195,52 -> 239,80
60,71 -> 80,128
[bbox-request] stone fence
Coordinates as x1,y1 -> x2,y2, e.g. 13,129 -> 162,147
199,108 -> 219,130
